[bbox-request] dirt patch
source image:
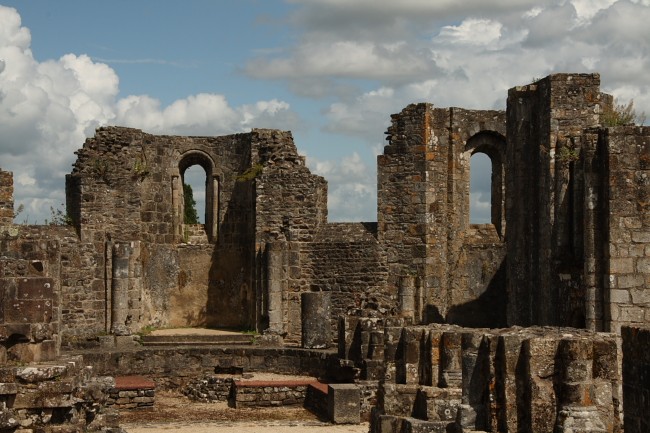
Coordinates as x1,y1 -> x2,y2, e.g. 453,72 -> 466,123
119,390 -> 369,433
118,390 -> 321,425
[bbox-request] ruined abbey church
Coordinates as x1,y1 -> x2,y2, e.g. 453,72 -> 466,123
2,73 -> 650,432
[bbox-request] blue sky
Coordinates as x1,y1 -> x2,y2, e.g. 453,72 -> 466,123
1,0 -> 649,224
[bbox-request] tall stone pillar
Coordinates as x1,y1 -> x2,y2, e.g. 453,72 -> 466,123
458,332 -> 490,431
301,291 -> 331,349
555,338 -> 608,433
111,241 -> 140,336
398,275 -> 415,320
440,331 -> 462,388
266,241 -> 286,335
210,176 -> 219,241
171,175 -> 181,240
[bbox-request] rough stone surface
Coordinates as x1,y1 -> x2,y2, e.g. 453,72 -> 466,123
328,384 -> 361,424
622,326 -> 650,433
0,356 -> 122,432
361,323 -> 620,433
302,292 -> 332,349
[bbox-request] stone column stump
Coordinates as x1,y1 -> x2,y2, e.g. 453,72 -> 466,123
301,291 -> 331,349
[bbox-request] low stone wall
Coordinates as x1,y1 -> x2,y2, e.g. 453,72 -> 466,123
79,346 -> 335,389
107,376 -> 155,410
0,355 -> 122,432
184,375 -> 234,402
305,382 -> 329,419
230,379 -> 318,408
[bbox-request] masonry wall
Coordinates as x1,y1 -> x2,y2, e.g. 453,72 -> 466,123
261,223 -> 392,345
378,104 -> 445,320
64,127 -> 264,334
378,104 -> 507,327
301,223 -> 392,342
64,127 -> 330,335
599,126 -> 650,333
506,73 -> 604,327
253,129 -> 328,244
58,229 -> 107,337
0,226 -> 66,363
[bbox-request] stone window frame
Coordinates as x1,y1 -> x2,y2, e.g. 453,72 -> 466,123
464,131 -> 507,237
174,150 -> 219,243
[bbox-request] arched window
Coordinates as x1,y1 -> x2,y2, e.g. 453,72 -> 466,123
465,131 -> 506,236
183,165 -> 206,224
176,151 -> 218,243
470,152 -> 492,224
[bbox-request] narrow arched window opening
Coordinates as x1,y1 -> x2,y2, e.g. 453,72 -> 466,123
183,165 -> 206,224
470,152 -> 492,224
176,151 -> 217,244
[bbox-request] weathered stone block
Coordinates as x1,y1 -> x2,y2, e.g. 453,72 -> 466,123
328,384 -> 361,424
403,417 -> 451,433
609,258 -> 634,274
608,289 -> 630,304
0,382 -> 18,394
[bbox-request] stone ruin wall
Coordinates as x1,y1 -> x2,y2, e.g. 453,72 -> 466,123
60,125 -> 371,343
337,319 -> 622,433
65,127 -> 258,334
300,223 -> 392,343
1,71 -> 650,432
506,73 -> 605,328
593,126 -> 650,334
261,222 -> 393,345
506,74 -> 650,334
2,72 -> 649,348
378,103 -> 507,327
0,225 -> 63,364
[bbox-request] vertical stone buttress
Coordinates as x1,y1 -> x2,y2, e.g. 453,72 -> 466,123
110,241 -> 141,335
265,241 -> 287,336
600,126 -> 650,333
378,104 -> 452,321
506,74 -> 602,326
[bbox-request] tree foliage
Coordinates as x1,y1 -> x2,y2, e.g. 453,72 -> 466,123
183,183 -> 199,224
602,98 -> 646,126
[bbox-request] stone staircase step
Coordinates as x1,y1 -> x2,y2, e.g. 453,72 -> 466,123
139,333 -> 254,346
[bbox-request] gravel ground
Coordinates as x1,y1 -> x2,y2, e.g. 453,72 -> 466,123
120,331 -> 368,432
119,390 -> 369,433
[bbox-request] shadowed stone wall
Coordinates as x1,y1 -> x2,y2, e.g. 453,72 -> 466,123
378,104 -> 507,326
622,326 -> 650,433
505,73 -> 604,327
595,126 -> 650,333
505,74 -> 650,334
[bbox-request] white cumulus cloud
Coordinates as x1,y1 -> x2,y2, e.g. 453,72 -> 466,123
248,0 -> 650,222
0,6 -> 298,223
307,151 -> 376,221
